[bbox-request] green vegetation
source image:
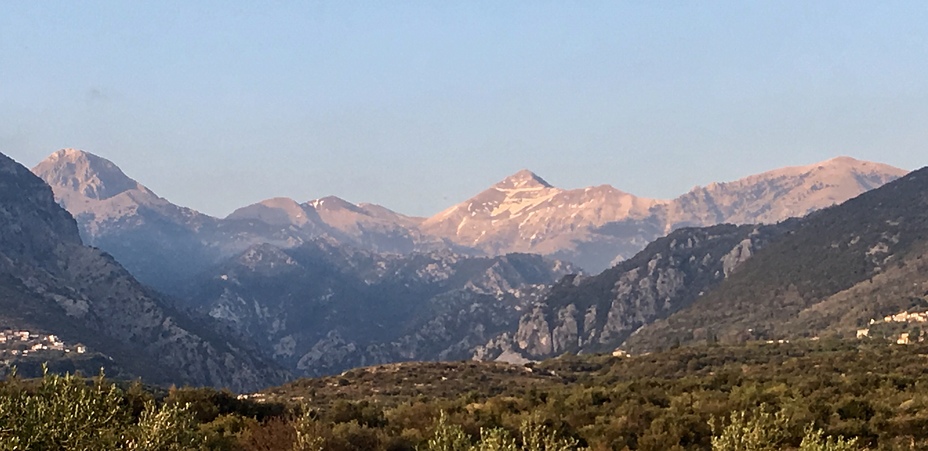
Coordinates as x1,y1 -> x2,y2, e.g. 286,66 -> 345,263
0,367 -> 199,450
4,340 -> 928,449
625,168 -> 928,352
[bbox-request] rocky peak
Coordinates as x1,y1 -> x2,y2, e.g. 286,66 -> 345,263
493,170 -> 554,191
721,156 -> 905,189
806,156 -> 907,190
226,197 -> 315,227
825,155 -> 860,165
236,243 -> 300,271
32,149 -> 149,202
0,152 -> 82,253
666,157 -> 908,229
306,196 -> 363,213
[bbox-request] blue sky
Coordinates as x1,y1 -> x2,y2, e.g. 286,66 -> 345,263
2,1 -> 926,217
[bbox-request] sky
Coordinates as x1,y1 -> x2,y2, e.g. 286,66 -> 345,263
2,1 -> 927,218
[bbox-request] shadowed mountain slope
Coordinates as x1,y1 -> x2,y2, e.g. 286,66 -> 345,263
2,151 -> 288,391
624,165 -> 928,352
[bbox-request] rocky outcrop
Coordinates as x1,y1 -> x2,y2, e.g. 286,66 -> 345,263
181,240 -> 571,376
624,166 -> 928,352
474,222 -> 796,361
1,151 -> 287,391
485,165 -> 928,361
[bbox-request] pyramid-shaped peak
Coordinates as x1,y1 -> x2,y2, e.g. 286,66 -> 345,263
494,169 -> 554,190
33,149 -> 145,201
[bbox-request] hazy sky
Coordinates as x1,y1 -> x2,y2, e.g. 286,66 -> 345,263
2,2 -> 926,217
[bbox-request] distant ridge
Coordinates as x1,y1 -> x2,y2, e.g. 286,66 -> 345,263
32,149 -> 447,291
625,163 -> 928,352
421,156 -> 907,272
33,149 -> 908,281
480,161 -> 928,363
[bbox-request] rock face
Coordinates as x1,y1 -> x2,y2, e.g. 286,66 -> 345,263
423,159 -> 907,272
1,151 -> 287,391
180,239 -> 573,376
658,156 -> 905,228
484,165 -> 928,361
474,223 -> 795,361
623,165 -> 928,352
32,149 -> 223,291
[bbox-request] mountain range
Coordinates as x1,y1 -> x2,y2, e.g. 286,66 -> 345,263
33,149 -> 906,290
480,164 -> 928,363
15,147 -> 920,381
422,157 -> 905,271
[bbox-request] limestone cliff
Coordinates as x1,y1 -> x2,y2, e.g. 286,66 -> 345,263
474,222 -> 795,361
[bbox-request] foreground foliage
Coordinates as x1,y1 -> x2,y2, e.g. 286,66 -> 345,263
0,368 -> 200,450
3,340 -> 928,449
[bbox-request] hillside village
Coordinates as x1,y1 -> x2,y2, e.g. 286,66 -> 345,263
857,310 -> 928,344
0,329 -> 86,358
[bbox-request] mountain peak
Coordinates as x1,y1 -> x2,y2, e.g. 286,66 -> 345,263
825,155 -> 860,165
494,169 -> 553,190
788,156 -> 905,176
33,149 -> 146,201
307,195 -> 358,211
51,148 -> 87,160
257,197 -> 302,209
307,196 -> 355,208
226,197 -> 316,226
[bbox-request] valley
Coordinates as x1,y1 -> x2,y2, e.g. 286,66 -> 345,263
5,4 -> 925,449
1,148 -> 926,450
4,148 -> 918,382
